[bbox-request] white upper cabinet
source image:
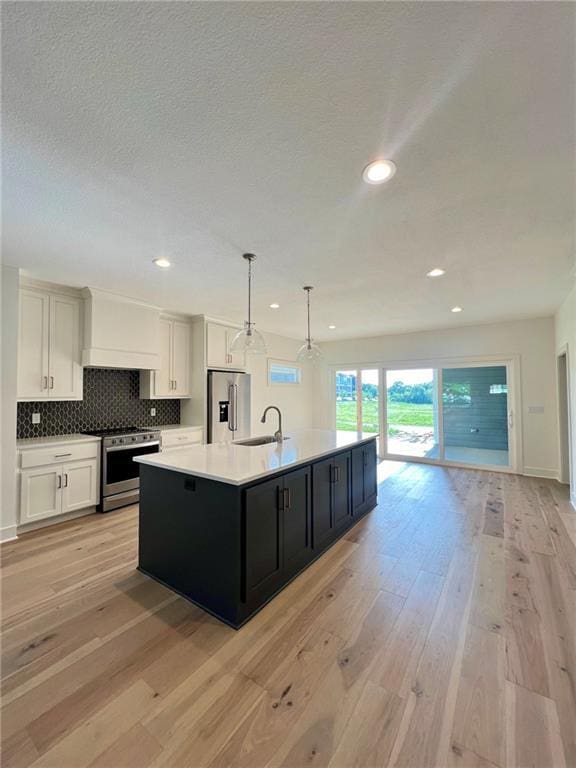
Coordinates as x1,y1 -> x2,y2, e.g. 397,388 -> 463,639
140,317 -> 191,399
18,288 -> 82,401
49,295 -> 82,399
206,321 -> 246,370
171,320 -> 191,397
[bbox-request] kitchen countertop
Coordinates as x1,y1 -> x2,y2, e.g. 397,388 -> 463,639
17,433 -> 102,449
134,429 -> 378,486
144,424 -> 203,432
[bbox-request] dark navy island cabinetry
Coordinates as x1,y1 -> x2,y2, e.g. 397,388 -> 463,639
137,434 -> 378,629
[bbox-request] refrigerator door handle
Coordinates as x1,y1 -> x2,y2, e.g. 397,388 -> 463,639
233,384 -> 239,431
228,383 -> 235,432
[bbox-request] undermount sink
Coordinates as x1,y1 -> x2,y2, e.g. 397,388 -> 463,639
235,435 -> 289,446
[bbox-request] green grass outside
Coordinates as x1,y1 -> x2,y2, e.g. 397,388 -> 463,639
336,400 -> 434,432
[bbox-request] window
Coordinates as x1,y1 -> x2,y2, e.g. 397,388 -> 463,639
268,360 -> 302,385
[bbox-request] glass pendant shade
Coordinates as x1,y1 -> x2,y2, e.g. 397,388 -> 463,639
232,253 -> 267,355
297,286 -> 323,363
230,322 -> 267,355
297,340 -> 323,362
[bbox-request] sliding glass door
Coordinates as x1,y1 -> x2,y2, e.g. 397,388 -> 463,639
385,369 -> 439,459
441,365 -> 510,467
335,369 -> 380,439
382,362 -> 514,470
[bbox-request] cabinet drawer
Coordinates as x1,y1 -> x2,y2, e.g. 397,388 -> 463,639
20,441 -> 100,469
161,430 -> 203,449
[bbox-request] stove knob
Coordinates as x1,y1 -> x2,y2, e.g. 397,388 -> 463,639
119,438 -> 124,444
132,436 -> 137,442
111,439 -> 117,445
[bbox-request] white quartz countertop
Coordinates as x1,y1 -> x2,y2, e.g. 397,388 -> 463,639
143,424 -> 203,433
17,433 -> 102,450
134,429 -> 378,486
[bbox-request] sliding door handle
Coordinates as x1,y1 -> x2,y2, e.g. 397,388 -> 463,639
508,411 -> 514,428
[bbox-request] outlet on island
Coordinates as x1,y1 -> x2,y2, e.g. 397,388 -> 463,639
150,407 -> 156,417
32,413 -> 41,424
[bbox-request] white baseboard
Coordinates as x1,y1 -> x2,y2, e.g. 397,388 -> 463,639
0,525 -> 18,544
17,506 -> 97,535
571,495 -> 576,512
523,467 -> 559,480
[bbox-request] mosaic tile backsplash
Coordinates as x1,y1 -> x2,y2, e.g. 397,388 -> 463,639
17,368 -> 181,439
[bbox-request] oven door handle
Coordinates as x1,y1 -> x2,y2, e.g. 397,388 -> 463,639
105,441 -> 161,453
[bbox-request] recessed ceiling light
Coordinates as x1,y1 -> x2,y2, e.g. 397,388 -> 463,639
269,303 -> 280,309
427,268 -> 445,278
362,159 -> 396,185
451,306 -> 463,313
328,325 -> 336,329
153,257 -> 171,268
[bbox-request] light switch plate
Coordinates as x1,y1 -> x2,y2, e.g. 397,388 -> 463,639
150,407 -> 156,416
32,412 -> 41,424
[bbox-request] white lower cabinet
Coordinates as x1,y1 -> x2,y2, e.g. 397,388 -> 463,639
61,460 -> 99,513
20,466 -> 62,523
160,427 -> 204,452
18,438 -> 100,526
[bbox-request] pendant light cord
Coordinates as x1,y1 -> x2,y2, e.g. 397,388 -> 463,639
248,257 -> 252,329
306,288 -> 311,344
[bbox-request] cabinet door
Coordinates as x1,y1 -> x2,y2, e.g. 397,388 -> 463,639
49,294 -> 82,399
18,289 -> 50,399
154,318 -> 173,397
332,452 -> 352,532
20,466 -> 62,523
312,457 -> 335,551
351,445 -> 365,514
226,328 -> 246,370
363,441 -> 378,506
244,477 -> 283,606
171,321 -> 190,397
283,466 -> 312,578
62,459 -> 98,513
206,323 -> 229,368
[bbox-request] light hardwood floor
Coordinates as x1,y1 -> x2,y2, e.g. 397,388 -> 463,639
1,462 -> 575,768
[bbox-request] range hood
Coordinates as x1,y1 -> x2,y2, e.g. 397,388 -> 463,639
81,288 -> 161,370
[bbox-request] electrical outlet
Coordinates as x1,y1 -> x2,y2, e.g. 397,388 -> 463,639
32,413 -> 41,424
150,407 -> 156,417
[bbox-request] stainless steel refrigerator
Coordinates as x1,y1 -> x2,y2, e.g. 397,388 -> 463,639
207,371 -> 251,443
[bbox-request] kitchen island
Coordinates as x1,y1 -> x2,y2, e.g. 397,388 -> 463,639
134,429 -> 378,628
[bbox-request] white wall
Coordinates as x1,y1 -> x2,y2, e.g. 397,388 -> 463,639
313,317 -> 559,478
555,283 -> 576,505
247,330 -> 314,436
1,266 -> 20,541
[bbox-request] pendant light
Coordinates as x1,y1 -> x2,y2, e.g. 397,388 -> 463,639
230,253 -> 267,355
297,286 -> 323,362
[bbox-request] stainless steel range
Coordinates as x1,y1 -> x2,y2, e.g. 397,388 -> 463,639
83,427 -> 161,512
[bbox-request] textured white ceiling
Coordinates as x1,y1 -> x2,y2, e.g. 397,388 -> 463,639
2,2 -> 575,340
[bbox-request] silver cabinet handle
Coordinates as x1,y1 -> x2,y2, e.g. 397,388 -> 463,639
54,453 -> 72,458
57,474 -> 62,489
283,487 -> 290,510
50,376 -> 54,389
43,376 -> 48,389
174,379 -> 177,390
63,473 -> 68,487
